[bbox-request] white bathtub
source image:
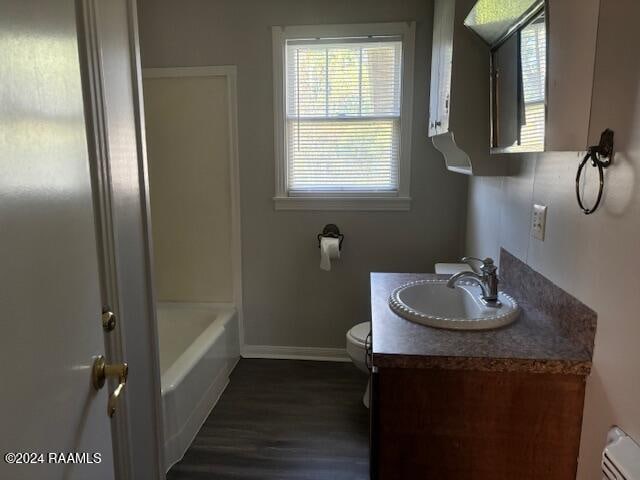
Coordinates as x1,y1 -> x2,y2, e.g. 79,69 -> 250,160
157,302 -> 240,471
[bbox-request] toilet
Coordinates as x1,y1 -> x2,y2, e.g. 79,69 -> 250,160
434,262 -> 472,274
346,321 -> 371,408
346,262 -> 470,409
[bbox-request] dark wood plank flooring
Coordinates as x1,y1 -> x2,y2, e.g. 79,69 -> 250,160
167,359 -> 370,480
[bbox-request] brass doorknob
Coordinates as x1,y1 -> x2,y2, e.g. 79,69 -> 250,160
92,355 -> 128,417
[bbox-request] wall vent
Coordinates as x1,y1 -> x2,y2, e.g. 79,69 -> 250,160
602,427 -> 640,480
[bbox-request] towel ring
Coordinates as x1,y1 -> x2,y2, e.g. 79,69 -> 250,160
575,129 -> 614,215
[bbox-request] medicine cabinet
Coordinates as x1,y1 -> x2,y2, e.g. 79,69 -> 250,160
429,0 -> 602,174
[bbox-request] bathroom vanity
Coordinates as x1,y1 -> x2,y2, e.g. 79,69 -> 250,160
369,250 -> 596,480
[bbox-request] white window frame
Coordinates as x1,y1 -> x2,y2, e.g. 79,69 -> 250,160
272,22 -> 415,211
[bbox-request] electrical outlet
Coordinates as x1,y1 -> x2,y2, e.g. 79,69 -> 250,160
532,204 -> 547,241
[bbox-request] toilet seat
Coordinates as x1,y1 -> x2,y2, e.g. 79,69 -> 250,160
347,322 -> 370,347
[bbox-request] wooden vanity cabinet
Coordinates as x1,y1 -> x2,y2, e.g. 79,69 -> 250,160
370,367 -> 586,480
369,267 -> 596,480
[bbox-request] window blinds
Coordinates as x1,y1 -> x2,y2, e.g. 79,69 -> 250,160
285,39 -> 403,193
520,19 -> 546,148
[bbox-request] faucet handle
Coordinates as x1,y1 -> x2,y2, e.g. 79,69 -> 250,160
461,256 -> 496,274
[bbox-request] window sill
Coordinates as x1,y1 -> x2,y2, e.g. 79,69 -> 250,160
273,196 -> 411,211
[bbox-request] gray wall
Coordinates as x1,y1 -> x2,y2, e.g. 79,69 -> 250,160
138,0 -> 468,349
466,1 -> 640,477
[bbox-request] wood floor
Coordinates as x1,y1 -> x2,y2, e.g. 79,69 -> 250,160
167,359 -> 370,480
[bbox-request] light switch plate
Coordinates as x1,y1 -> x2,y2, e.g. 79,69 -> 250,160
532,204 -> 547,241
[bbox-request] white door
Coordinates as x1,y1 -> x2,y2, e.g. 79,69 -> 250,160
0,1 -> 116,479
78,0 -> 166,477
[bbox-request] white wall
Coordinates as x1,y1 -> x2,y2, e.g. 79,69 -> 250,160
144,75 -> 234,303
138,0 -> 469,350
466,1 -> 640,477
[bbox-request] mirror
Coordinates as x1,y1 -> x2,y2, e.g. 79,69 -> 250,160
465,0 -> 547,153
463,0 -> 601,154
491,8 -> 546,152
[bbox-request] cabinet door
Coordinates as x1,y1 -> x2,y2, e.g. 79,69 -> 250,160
369,369 -> 379,480
375,367 -> 585,479
429,0 -> 455,137
546,0 -> 600,151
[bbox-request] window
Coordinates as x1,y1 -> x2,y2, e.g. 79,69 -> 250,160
272,23 -> 415,210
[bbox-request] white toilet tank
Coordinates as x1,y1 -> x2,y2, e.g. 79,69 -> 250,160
434,263 -> 472,275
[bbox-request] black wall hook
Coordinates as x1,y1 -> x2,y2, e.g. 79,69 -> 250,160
576,129 -> 614,215
317,224 -> 344,250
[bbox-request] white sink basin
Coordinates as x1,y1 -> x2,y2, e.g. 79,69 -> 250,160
389,279 -> 519,330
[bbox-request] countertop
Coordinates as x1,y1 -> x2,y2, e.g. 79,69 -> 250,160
370,259 -> 595,375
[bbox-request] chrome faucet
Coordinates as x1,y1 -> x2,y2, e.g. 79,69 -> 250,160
446,256 -> 500,306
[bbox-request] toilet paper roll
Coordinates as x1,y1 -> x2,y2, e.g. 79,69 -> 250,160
319,237 -> 340,271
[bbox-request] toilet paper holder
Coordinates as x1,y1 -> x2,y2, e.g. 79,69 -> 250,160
317,224 -> 344,250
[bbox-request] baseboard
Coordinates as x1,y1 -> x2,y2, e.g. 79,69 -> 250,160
241,344 -> 350,362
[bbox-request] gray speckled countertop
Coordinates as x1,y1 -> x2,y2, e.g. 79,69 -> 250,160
370,250 -> 596,375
